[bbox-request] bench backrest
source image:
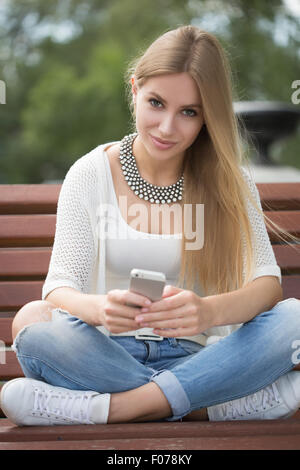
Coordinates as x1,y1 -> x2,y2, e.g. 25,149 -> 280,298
0,183 -> 300,382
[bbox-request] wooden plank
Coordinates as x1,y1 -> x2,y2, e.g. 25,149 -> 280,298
266,211 -> 300,242
0,279 -> 297,314
0,434 -> 299,450
1,414 -> 300,442
0,183 -> 299,214
257,183 -> 300,211
0,281 -> 43,310
0,215 -> 56,247
0,351 -> 24,380
0,317 -> 14,345
273,245 -> 300,272
0,277 -> 296,312
1,245 -> 296,280
0,185 -> 60,214
282,276 -> 300,300
0,248 -> 51,277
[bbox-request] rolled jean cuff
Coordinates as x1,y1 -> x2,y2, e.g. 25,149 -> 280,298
150,369 -> 190,421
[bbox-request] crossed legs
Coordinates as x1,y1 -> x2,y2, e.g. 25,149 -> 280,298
12,299 -> 300,423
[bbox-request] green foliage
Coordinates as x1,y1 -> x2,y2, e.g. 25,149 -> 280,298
0,0 -> 299,182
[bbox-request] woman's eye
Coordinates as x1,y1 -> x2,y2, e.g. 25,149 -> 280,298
149,98 -> 162,108
183,109 -> 197,117
149,99 -> 197,117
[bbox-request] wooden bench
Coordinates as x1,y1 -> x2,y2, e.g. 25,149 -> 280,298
0,182 -> 300,450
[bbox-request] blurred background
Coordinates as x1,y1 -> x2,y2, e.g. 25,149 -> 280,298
0,0 -> 299,184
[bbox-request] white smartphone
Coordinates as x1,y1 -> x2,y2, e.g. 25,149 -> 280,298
127,268 -> 166,307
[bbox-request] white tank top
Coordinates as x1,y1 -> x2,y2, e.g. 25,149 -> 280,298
105,162 -> 182,292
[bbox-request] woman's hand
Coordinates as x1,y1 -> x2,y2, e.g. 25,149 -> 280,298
135,285 -> 217,337
99,289 -> 153,334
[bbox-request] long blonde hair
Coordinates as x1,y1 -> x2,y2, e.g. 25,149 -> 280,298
125,25 -> 298,295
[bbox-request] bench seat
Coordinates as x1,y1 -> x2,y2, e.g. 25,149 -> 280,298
0,182 -> 300,450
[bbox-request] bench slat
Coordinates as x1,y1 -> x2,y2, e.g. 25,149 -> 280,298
0,185 -> 60,214
0,183 -> 299,214
0,245 -> 298,279
0,281 -> 43,310
266,211 -> 300,242
0,351 -> 24,380
273,245 -> 300,271
0,249 -> 51,277
0,213 -> 299,247
257,183 -> 300,210
0,316 -> 14,345
1,414 -> 300,441
281,276 -> 300,300
0,215 -> 56,247
0,276 -> 298,313
0,434 -> 299,450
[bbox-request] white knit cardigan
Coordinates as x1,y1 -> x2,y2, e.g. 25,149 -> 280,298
42,141 -> 282,346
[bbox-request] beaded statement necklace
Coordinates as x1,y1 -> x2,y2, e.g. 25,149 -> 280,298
119,133 -> 184,204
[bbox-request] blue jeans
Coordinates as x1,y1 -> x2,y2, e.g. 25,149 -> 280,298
12,298 -> 300,421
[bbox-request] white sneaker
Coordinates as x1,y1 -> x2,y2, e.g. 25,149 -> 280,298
207,371 -> 300,421
0,377 -> 111,426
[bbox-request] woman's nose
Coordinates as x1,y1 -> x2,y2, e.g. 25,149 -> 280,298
158,113 -> 176,136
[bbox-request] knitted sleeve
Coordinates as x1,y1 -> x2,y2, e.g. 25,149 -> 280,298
42,156 -> 97,300
241,168 -> 282,284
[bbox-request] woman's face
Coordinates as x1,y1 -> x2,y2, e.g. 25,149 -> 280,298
132,72 -> 204,164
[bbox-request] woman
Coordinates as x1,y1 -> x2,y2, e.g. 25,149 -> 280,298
1,25 -> 300,426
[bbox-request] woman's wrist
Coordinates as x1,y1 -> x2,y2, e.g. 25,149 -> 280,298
204,294 -> 224,328
46,288 -> 107,327
204,277 -> 283,328
87,294 -> 107,326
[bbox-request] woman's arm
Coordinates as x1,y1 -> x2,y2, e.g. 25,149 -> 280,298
135,276 -> 283,337
42,157 -> 98,303
208,275 -> 283,327
45,287 -> 106,327
46,286 -> 154,332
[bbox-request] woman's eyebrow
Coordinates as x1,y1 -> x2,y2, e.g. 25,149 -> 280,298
147,92 -> 202,108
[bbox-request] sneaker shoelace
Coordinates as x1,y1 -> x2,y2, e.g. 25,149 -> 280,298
32,386 -> 93,424
220,383 -> 282,420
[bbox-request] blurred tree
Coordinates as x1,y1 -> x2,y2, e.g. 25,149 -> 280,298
189,0 -> 300,167
0,0 -> 299,182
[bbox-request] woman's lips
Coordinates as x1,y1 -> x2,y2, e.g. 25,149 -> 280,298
150,135 -> 176,150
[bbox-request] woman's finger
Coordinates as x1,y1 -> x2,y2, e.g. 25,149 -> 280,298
143,291 -> 185,313
136,303 -> 191,324
140,313 -> 194,330
108,289 -> 152,308
153,327 -> 197,337
103,312 -> 140,332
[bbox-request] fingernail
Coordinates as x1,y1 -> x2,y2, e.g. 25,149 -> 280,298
144,300 -> 151,305
141,308 -> 149,312
136,316 -> 143,322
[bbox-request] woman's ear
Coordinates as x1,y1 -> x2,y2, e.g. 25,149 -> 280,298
131,75 -> 137,103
